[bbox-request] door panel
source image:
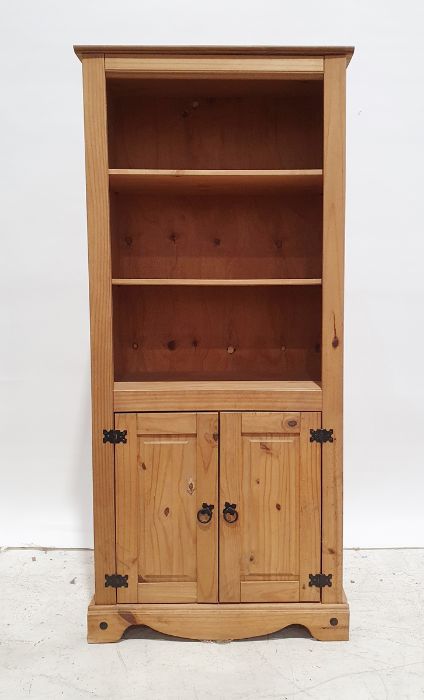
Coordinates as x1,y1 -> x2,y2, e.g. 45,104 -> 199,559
241,430 -> 299,582
139,430 -> 197,586
219,412 -> 321,603
115,412 -> 218,603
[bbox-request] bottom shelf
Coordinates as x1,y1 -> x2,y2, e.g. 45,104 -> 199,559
113,380 -> 322,411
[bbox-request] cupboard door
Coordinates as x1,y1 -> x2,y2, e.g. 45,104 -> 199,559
115,412 -> 218,603
219,412 -> 321,603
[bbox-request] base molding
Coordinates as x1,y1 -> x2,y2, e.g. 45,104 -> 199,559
87,598 -> 350,643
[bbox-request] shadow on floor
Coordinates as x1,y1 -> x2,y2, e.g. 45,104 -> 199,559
122,623 -> 312,643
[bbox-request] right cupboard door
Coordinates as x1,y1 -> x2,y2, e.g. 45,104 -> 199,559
219,412 -> 321,603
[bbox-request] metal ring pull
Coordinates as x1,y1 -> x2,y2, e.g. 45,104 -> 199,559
197,503 -> 214,524
223,502 -> 238,523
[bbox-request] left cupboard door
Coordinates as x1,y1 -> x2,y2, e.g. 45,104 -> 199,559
114,413 -> 218,604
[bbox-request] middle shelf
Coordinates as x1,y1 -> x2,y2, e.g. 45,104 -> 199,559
109,168 -> 323,193
112,278 -> 322,286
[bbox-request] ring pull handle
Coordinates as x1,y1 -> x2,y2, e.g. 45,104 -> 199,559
223,501 -> 238,523
197,503 -> 214,524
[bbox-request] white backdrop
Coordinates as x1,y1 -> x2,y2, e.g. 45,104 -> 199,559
1,0 -> 423,548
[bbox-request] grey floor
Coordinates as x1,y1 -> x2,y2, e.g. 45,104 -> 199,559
1,548 -> 424,699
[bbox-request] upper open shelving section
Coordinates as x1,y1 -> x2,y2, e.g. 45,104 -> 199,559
105,65 -> 325,383
75,46 -> 356,387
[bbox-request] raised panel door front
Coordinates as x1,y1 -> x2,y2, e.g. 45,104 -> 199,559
219,412 -> 321,602
115,412 -> 218,603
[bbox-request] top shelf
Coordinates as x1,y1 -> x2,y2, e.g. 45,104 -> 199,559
108,169 -> 323,193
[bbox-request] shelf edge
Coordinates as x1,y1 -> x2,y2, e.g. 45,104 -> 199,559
112,278 -> 323,286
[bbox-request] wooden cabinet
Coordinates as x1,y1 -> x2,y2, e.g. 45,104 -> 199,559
114,411 -> 319,607
75,44 -> 353,643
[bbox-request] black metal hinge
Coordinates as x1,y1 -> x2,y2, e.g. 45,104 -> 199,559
105,573 -> 129,589
103,429 -> 127,445
310,428 -> 334,444
309,573 -> 333,588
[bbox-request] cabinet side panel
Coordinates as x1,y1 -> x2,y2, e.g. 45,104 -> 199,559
322,56 -> 346,603
82,56 -> 115,604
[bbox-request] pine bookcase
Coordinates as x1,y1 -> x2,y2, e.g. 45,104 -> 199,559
74,45 -> 354,643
